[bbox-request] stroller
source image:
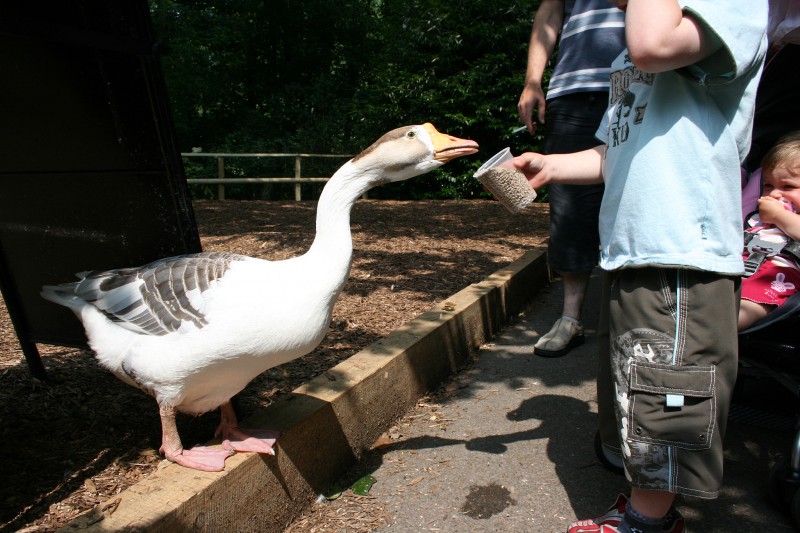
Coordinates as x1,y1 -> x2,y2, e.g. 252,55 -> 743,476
737,33 -> 800,527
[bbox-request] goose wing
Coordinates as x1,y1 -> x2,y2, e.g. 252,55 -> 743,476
68,252 -> 246,335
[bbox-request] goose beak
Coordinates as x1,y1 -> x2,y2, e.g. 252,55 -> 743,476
423,123 -> 479,163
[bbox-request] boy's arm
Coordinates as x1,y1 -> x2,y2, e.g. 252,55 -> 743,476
623,0 -> 723,73
511,146 -> 605,189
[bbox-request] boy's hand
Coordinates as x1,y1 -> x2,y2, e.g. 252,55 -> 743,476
512,153 -> 550,189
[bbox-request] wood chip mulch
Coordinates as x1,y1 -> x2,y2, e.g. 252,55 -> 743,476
0,199 -> 549,532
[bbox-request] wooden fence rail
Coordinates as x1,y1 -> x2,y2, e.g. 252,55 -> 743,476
181,152 -> 353,201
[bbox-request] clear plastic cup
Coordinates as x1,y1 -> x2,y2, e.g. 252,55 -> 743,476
473,148 -> 537,214
474,147 -> 514,177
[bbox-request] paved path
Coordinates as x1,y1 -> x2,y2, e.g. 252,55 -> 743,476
326,271 -> 797,532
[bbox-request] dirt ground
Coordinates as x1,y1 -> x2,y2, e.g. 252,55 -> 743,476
0,199 -> 550,532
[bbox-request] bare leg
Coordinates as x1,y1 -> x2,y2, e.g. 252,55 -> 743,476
628,488 -> 676,521
738,299 -> 772,330
217,401 -> 280,455
562,270 -> 592,320
158,404 -> 233,472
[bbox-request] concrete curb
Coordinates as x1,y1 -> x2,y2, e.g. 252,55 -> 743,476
61,248 -> 548,532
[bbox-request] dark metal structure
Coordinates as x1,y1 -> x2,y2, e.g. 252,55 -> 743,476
0,1 -> 201,379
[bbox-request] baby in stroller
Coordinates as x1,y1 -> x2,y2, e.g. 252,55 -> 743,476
737,133 -> 800,528
739,131 -> 800,331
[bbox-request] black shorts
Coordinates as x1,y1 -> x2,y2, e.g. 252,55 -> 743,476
543,92 -> 607,273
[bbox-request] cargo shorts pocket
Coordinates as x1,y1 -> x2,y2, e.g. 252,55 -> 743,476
628,361 -> 715,450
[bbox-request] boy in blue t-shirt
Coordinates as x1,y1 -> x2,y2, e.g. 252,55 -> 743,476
512,1 -> 767,532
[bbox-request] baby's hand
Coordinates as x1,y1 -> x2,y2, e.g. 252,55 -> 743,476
758,196 -> 795,225
758,196 -> 781,224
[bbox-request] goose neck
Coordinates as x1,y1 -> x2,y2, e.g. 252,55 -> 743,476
309,161 -> 378,258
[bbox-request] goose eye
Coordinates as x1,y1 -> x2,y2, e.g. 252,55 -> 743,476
406,130 -> 417,139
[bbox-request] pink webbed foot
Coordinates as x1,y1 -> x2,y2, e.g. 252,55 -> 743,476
163,445 -> 235,472
217,400 -> 280,455
221,427 -> 280,455
158,403 -> 234,472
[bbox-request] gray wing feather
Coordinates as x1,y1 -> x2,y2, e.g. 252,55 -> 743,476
73,252 -> 246,335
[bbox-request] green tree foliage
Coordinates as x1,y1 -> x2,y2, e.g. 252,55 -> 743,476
150,0 -> 545,199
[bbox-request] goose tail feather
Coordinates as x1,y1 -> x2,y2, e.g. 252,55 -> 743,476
41,283 -> 84,311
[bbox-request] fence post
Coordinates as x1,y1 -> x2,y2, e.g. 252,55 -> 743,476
294,155 -> 302,201
217,156 -> 225,200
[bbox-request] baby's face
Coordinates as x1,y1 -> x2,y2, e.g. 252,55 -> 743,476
763,164 -> 800,210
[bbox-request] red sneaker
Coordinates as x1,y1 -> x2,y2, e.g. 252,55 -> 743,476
567,494 -> 686,533
567,494 -> 627,532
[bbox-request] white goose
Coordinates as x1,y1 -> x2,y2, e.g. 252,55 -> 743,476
41,124 -> 478,472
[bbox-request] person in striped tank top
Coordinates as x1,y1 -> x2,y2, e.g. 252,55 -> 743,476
518,0 -> 625,358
